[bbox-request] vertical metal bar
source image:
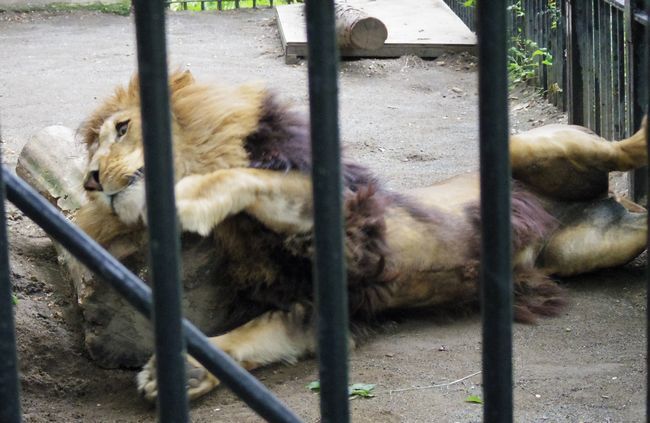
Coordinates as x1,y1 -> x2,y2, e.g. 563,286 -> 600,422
304,1 -> 349,423
476,0 -> 513,422
568,0 -> 585,125
132,1 -> 189,421
632,0 -> 650,421
631,0 -> 648,201
597,2 -> 611,138
585,0 -> 596,129
0,130 -> 21,423
592,0 -> 602,134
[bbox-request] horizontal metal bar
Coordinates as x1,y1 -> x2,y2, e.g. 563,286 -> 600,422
476,0 -> 513,421
0,150 -> 21,423
602,0 -> 625,12
3,168 -> 302,423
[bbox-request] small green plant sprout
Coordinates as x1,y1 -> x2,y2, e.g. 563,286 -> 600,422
12,294 -> 18,305
508,36 -> 553,85
465,394 -> 483,404
348,383 -> 375,399
306,381 -> 376,399
463,0 -> 475,7
306,380 -> 320,393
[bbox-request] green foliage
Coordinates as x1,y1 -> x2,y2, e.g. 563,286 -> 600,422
0,1 -> 131,16
12,294 -> 18,306
463,0 -> 475,7
306,381 -> 376,400
506,0 -> 555,86
169,0 -> 296,11
465,394 -> 483,404
508,35 -> 553,85
348,383 -> 375,399
306,380 -> 320,392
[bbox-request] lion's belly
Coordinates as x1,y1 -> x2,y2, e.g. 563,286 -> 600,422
380,194 -> 480,312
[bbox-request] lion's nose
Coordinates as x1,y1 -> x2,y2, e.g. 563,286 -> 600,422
83,171 -> 103,191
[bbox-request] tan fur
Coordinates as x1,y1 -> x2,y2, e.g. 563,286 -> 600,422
76,71 -> 648,403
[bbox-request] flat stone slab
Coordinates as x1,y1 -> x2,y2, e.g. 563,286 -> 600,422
276,0 -> 476,63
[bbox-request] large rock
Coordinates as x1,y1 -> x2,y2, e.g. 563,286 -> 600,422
17,126 -> 231,368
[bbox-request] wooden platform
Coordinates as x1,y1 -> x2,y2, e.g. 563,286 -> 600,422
276,0 -> 476,64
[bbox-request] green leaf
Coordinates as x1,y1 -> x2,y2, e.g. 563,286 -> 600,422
463,0 -> 476,7
306,381 -> 320,392
307,381 -> 376,399
349,383 -> 375,399
11,294 -> 18,305
465,395 -> 483,404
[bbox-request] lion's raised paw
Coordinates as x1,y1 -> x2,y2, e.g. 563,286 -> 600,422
176,199 -> 217,236
136,355 -> 220,402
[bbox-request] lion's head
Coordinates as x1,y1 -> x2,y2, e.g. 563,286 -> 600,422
79,70 -> 271,226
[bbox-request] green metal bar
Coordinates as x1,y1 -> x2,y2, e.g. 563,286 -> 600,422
132,0 -> 189,420
304,1 -> 350,422
476,0 -> 513,420
0,131 -> 21,423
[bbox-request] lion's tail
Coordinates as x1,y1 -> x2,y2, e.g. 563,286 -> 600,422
513,268 -> 566,324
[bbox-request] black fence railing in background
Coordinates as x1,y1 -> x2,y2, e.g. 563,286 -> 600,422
444,0 -> 648,199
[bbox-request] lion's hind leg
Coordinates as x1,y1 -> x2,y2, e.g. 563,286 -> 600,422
538,197 -> 647,277
137,304 -> 320,401
511,118 -> 647,201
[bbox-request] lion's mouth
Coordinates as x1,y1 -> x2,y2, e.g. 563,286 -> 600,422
108,167 -> 145,212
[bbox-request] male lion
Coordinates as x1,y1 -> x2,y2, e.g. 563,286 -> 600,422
76,70 -> 647,401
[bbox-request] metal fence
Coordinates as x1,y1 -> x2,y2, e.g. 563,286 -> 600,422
444,0 -> 649,199
166,0 -> 298,11
0,1 -> 648,423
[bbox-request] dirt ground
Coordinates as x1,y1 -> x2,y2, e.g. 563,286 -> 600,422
0,8 -> 646,423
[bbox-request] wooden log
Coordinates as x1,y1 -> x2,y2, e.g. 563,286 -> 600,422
334,1 -> 388,50
16,126 -> 237,368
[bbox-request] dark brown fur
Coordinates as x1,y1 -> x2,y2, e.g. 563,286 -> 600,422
239,91 -> 565,325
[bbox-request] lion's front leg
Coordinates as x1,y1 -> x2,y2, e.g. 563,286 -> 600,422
175,168 -> 313,236
136,304 -> 318,402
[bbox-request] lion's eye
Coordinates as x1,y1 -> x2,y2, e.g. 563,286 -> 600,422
116,120 -> 130,138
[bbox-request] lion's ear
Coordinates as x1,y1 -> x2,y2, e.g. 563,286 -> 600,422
127,74 -> 141,100
169,70 -> 195,93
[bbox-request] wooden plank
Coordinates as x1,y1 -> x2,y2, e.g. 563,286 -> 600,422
276,0 -> 476,60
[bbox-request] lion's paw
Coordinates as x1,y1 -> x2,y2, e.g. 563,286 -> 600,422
136,355 -> 220,402
176,199 -> 223,236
